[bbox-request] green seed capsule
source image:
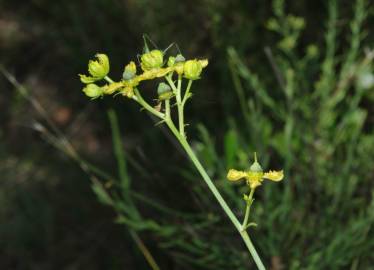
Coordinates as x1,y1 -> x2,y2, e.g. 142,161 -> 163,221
249,152 -> 263,172
157,82 -> 172,100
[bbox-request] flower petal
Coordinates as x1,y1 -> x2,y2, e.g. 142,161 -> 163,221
79,74 -> 97,84
263,170 -> 284,181
227,169 -> 247,181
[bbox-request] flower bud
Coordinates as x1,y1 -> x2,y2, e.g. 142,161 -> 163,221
175,54 -> 185,63
157,82 -> 173,100
83,84 -> 103,99
140,50 -> 163,71
175,63 -> 184,75
88,54 -> 110,79
249,153 -> 263,172
184,60 -> 203,80
122,61 -> 137,80
167,56 -> 175,67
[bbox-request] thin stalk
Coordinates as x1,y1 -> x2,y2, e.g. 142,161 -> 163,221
181,80 -> 193,106
242,188 -> 255,230
176,75 -> 185,136
133,88 -> 165,119
165,75 -> 185,137
165,118 -> 265,270
104,76 -> 115,84
165,99 -> 171,119
131,75 -> 265,269
129,230 -> 161,270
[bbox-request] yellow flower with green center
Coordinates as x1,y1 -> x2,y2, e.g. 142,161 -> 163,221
79,53 -> 110,83
140,50 -> 164,71
227,153 -> 283,189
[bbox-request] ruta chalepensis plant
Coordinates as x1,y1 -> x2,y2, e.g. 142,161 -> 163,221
79,37 -> 284,270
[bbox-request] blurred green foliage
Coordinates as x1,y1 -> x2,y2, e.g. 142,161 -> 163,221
1,0 -> 373,269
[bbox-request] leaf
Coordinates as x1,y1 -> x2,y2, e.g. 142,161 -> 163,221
91,181 -> 113,206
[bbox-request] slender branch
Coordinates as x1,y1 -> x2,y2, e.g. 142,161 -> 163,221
128,71 -> 266,269
164,118 -> 266,270
242,188 -> 255,230
133,88 -> 165,119
165,75 -> 185,137
176,75 -> 185,136
104,76 -> 115,84
165,75 -> 178,94
165,99 -> 171,119
181,80 -> 193,106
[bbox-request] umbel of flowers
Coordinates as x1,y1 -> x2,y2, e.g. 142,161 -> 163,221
79,50 -> 208,100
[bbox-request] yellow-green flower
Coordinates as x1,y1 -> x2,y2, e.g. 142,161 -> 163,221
140,50 -> 163,71
138,67 -> 173,81
80,53 -> 110,83
168,54 -> 186,65
82,83 -> 103,99
227,153 -> 283,189
167,56 -> 176,67
183,59 -> 208,80
184,60 -> 202,80
102,82 -> 124,95
122,61 -> 137,80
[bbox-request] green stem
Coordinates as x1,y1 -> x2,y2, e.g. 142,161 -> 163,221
133,88 -> 165,119
176,75 -> 185,137
104,76 -> 115,84
165,99 -> 171,119
181,80 -> 193,106
242,188 -> 255,230
165,75 -> 185,137
165,119 -> 265,270
131,76 -> 265,269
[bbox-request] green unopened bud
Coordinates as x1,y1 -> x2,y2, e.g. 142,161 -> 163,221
141,50 -> 163,71
175,54 -> 185,63
88,54 -> 110,79
83,83 -> 103,99
123,61 -> 137,80
184,60 -> 202,80
157,82 -> 173,100
167,56 -> 175,67
249,152 -> 263,172
168,54 -> 185,68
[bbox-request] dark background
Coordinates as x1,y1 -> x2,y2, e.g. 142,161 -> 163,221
1,0 -> 373,269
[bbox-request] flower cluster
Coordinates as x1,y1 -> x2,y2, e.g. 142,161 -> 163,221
79,49 -> 208,100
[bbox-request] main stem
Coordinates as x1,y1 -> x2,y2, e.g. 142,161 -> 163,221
132,83 -> 265,269
165,119 -> 266,270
